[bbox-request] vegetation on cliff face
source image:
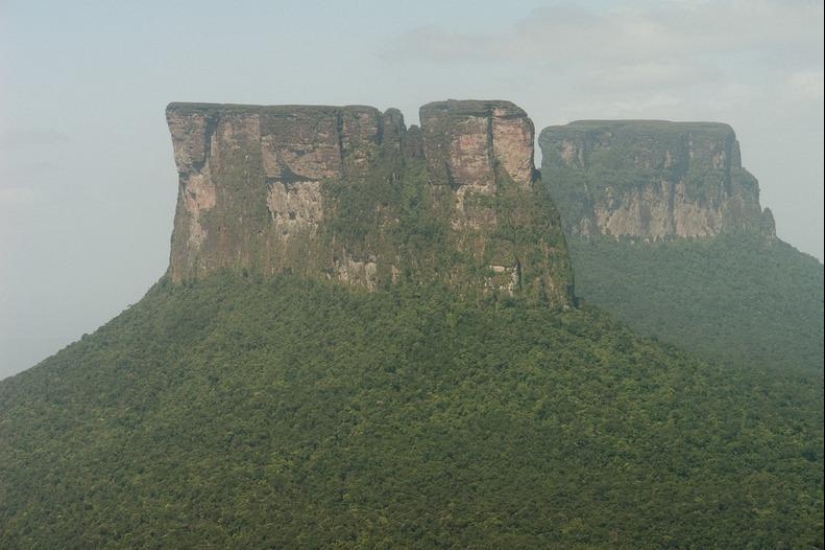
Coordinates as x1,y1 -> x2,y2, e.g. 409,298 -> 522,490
166,101 -> 575,306
539,120 -> 770,241
1,274 -> 822,548
322,145 -> 573,304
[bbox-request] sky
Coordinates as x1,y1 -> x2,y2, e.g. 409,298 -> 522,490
1,0 -> 823,380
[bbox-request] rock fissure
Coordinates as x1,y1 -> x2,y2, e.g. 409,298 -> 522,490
166,100 -> 575,307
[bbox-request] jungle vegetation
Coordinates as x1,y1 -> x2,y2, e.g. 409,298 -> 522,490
1,273 -> 822,548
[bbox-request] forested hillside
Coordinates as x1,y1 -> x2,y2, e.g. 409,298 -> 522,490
566,233 -> 824,372
540,120 -> 824,373
2,274 -> 821,548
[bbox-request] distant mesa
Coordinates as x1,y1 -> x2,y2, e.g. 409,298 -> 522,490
539,120 -> 776,242
537,121 -> 822,375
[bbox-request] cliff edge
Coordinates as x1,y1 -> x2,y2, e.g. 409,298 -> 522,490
166,100 -> 574,306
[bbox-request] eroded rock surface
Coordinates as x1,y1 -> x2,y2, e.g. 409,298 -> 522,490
167,103 -> 391,282
420,100 -> 536,228
539,120 -> 775,241
166,100 -> 574,307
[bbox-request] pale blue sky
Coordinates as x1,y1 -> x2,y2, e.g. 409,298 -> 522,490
1,0 -> 823,379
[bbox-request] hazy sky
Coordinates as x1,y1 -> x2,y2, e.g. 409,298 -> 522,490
1,0 -> 823,379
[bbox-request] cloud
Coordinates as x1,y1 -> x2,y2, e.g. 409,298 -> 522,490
704,82 -> 767,112
608,93 -> 684,115
554,92 -> 685,122
787,70 -> 825,101
583,62 -> 720,92
383,26 -> 505,64
382,0 -> 824,128
0,130 -> 70,194
388,0 -> 823,70
0,129 -> 70,150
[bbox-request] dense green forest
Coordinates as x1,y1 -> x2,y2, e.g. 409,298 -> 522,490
2,274 -> 822,548
567,233 -> 824,372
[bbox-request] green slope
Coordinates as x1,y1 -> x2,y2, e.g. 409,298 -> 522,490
566,233 -> 824,372
1,274 -> 822,548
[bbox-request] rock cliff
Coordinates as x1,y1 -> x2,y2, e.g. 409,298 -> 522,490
420,100 -> 537,230
538,120 -> 776,241
166,100 -> 574,306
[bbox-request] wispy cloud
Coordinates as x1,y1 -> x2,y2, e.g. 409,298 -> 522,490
0,129 -> 70,150
386,0 -> 823,95
786,70 -> 824,101
394,1 -> 823,61
385,26 -> 505,64
0,130 -> 69,203
583,62 -> 720,92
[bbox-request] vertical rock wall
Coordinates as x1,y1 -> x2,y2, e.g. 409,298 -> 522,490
166,103 -> 392,282
539,120 -> 776,241
419,100 -> 535,187
166,100 -> 575,307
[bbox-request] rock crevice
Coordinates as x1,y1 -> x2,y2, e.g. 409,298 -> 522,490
165,100 -> 574,307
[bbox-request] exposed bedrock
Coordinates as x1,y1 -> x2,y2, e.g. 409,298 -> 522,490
166,100 -> 574,307
539,120 -> 776,241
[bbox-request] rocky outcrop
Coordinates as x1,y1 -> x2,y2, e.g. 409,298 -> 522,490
539,120 -> 776,241
420,100 -> 535,188
166,101 -> 574,307
166,103 -> 393,283
420,100 -> 536,229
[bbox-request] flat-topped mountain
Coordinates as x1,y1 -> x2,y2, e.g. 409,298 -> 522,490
539,120 -> 823,371
0,102 -> 822,549
167,100 -> 574,306
539,120 -> 776,241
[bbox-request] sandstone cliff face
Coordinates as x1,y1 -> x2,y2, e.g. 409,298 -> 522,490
539,120 -> 776,241
167,103 -> 391,283
420,100 -> 536,230
420,100 -> 535,188
166,101 -> 574,307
